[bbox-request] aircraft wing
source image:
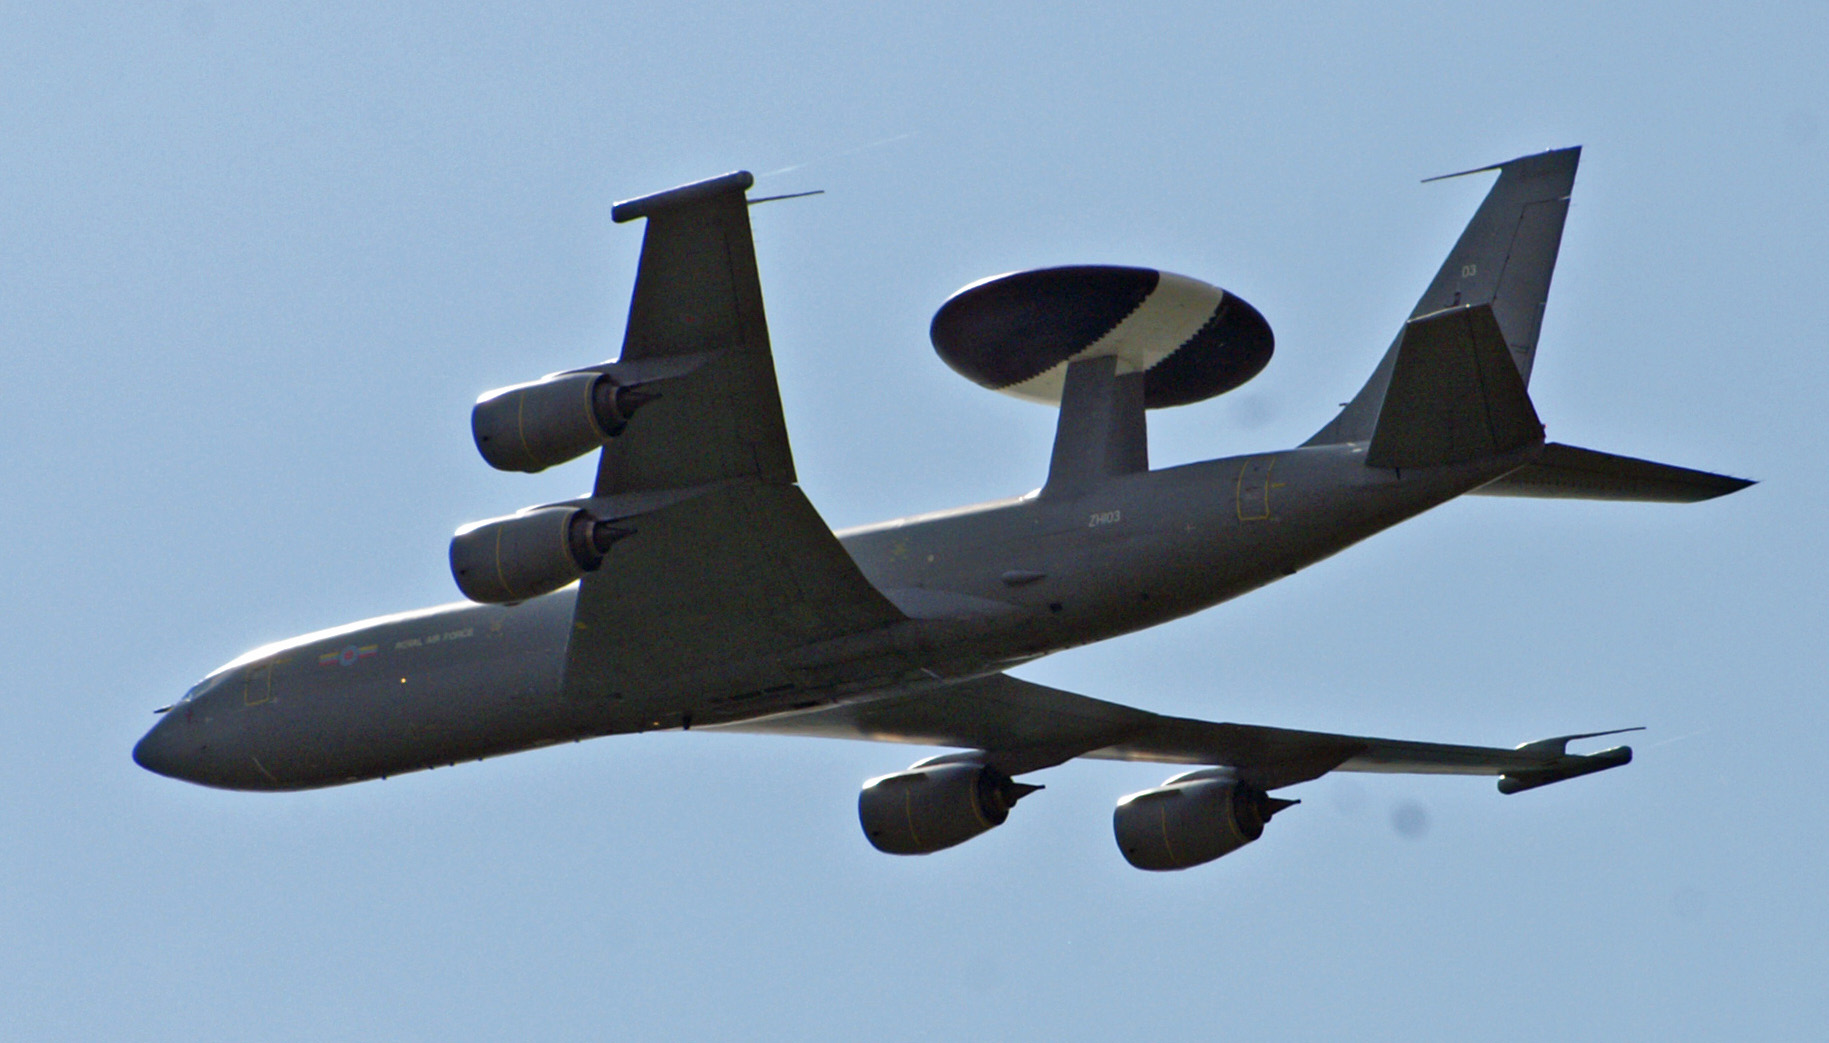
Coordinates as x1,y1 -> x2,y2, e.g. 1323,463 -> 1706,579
562,173 -> 904,699
592,172 -> 796,492
711,672 -> 1637,794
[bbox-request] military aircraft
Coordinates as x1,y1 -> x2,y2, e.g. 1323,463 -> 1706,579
135,147 -> 1749,870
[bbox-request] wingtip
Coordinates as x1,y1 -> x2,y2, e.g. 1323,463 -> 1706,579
1498,741 -> 1633,794
611,170 -> 756,223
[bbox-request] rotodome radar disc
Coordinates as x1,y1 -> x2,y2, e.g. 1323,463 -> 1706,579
929,265 -> 1274,408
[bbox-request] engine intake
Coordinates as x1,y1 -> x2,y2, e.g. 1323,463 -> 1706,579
1113,769 -> 1295,871
449,506 -> 633,604
472,371 -> 657,473
858,758 -> 1041,855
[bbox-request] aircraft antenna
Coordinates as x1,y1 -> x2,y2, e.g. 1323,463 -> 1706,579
749,189 -> 825,206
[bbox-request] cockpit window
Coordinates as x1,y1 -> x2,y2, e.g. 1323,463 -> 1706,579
178,676 -> 218,704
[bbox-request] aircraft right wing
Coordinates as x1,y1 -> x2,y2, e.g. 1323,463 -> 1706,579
711,672 -> 1637,794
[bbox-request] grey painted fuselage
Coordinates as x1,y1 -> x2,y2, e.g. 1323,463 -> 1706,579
133,442 -> 1518,790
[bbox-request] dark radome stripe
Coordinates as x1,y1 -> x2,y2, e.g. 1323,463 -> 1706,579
929,264 -> 1275,409
930,266 -> 1160,389
1141,293 -> 1274,408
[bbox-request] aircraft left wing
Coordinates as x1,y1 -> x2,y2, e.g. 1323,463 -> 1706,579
711,672 -> 1637,794
592,171 -> 795,492
562,173 -> 905,700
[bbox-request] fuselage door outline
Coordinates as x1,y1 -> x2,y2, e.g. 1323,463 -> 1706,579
1236,455 -> 1277,521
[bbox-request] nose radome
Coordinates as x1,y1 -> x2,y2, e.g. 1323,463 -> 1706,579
132,714 -> 192,781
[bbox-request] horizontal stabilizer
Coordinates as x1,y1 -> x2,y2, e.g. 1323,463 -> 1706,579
1365,304 -> 1543,469
1474,443 -> 1754,502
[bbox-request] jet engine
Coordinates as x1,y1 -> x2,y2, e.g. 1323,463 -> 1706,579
471,371 -> 657,473
1112,769 -> 1296,871
858,757 -> 1042,855
448,506 -> 633,604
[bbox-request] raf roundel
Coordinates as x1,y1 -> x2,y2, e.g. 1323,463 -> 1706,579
929,265 -> 1274,408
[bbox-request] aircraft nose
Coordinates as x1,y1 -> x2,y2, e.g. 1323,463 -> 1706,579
133,712 -> 197,782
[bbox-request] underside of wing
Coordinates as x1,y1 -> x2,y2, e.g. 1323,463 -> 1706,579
712,672 -> 1637,794
564,481 -> 907,699
709,673 -> 1159,776
595,172 -> 797,492
561,174 -> 905,700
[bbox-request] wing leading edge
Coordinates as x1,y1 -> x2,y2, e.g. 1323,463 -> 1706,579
711,673 -> 1637,794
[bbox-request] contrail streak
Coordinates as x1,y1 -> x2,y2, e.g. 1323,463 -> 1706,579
763,132 -> 918,177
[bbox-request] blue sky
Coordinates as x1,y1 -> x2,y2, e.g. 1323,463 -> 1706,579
4,3 -> 1824,1039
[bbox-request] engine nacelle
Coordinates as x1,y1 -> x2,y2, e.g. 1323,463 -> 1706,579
858,758 -> 1041,855
448,506 -> 632,604
471,371 -> 656,473
1112,769 -> 1294,871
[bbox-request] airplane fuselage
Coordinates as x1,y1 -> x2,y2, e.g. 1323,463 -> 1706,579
133,442 -> 1527,790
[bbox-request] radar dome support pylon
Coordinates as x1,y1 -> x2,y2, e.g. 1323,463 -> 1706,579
1041,355 -> 1148,499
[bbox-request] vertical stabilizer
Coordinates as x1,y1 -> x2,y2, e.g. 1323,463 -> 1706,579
1308,147 -> 1579,446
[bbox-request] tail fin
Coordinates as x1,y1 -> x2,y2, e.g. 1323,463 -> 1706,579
1309,147 -> 1580,446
